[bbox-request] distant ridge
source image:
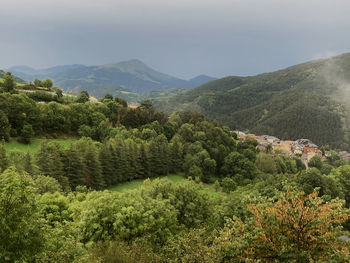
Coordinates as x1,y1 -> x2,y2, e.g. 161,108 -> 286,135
8,60 -> 216,95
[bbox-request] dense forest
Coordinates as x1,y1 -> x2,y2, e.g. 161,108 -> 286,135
154,53 -> 350,150
1,72 -> 350,262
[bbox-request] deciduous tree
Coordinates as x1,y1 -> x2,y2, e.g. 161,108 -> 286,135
221,190 -> 350,262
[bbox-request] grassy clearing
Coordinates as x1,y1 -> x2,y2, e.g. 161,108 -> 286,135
108,173 -> 225,198
108,174 -> 187,192
200,184 -> 224,198
5,138 -> 77,156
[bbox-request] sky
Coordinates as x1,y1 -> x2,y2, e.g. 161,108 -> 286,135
1,0 -> 350,79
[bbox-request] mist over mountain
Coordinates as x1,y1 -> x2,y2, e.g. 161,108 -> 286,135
154,53 -> 350,150
8,60 -> 216,95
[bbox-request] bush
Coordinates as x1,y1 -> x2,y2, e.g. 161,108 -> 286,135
19,124 -> 34,144
308,155 -> 323,170
220,177 -> 237,193
188,165 -> 202,180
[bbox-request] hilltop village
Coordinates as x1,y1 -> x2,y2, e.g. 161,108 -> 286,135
235,131 -> 350,168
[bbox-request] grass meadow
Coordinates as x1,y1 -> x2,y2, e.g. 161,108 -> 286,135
5,138 -> 76,156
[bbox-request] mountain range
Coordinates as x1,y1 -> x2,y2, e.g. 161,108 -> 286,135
8,60 -> 216,96
154,53 -> 350,150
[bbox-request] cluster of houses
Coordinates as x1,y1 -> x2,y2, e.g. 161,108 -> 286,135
235,131 -> 323,167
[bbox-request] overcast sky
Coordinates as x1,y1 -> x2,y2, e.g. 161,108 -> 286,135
1,0 -> 350,79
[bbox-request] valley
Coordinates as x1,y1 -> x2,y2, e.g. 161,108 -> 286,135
3,0 -> 350,261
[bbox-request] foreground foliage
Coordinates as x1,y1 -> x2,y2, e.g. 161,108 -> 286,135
221,190 -> 350,262
1,168 -> 350,262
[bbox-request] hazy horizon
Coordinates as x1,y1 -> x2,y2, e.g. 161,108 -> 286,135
2,0 -> 350,79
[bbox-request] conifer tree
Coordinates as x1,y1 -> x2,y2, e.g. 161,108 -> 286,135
63,146 -> 84,190
83,144 -> 104,189
170,137 -> 183,173
108,144 -> 120,184
36,142 -> 66,187
131,144 -> 142,179
149,139 -> 162,177
35,141 -> 51,177
116,141 -> 129,182
139,143 -> 150,178
160,138 -> 169,175
149,135 -> 169,176
99,144 -> 114,186
126,142 -> 137,180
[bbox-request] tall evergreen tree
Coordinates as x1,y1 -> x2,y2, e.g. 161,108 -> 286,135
36,142 -> 66,188
115,141 -> 129,182
35,141 -> 51,176
170,137 -> 183,173
138,143 -> 150,178
132,144 -> 143,179
63,146 -> 84,190
99,144 -> 114,186
108,144 -> 121,184
160,137 -> 169,175
126,142 -> 137,180
83,145 -> 104,189
149,135 -> 169,176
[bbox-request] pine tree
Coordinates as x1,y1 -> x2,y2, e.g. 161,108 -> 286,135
116,141 -> 129,182
109,144 -> 121,184
170,137 -> 183,173
36,142 -> 66,188
139,143 -> 150,178
35,141 -> 51,177
126,142 -> 137,180
149,140 -> 162,177
63,147 -> 84,190
132,144 -> 143,179
149,135 -> 169,177
83,145 -> 105,189
99,144 -> 114,186
160,138 -> 169,175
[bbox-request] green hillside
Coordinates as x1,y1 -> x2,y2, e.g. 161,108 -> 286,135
154,53 -> 350,150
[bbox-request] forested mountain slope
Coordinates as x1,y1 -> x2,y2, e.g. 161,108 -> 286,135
154,53 -> 350,150
1,79 -> 350,262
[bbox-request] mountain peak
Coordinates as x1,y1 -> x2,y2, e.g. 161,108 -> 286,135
123,59 -> 146,65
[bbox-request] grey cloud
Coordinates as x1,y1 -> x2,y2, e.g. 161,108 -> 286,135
1,0 -> 350,79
